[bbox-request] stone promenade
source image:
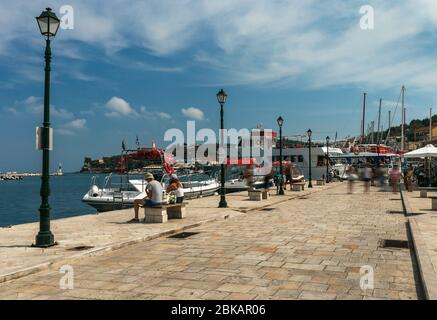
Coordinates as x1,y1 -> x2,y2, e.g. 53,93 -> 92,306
0,182 -> 422,300
403,189 -> 437,299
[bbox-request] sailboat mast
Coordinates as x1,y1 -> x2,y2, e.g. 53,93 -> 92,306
430,108 -> 433,142
377,98 -> 382,144
361,92 -> 367,144
401,86 -> 405,151
385,110 -> 391,146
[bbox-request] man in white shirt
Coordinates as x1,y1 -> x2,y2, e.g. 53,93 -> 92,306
130,172 -> 163,222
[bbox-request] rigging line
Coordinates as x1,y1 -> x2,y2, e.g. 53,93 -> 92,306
384,88 -> 402,145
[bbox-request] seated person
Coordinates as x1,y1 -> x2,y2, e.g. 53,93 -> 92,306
130,172 -> 163,222
166,174 -> 184,203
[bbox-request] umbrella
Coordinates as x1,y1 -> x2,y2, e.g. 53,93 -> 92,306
404,144 -> 437,158
404,144 -> 437,187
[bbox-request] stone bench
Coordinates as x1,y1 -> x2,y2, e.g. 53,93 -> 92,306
429,196 -> 437,211
249,190 -> 263,201
144,203 -> 187,223
316,179 -> 325,186
261,189 -> 270,200
292,183 -> 305,192
418,187 -> 437,198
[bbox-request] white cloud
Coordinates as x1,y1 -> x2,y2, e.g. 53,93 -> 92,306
4,96 -> 74,120
105,96 -> 136,117
181,107 -> 204,120
58,118 -> 87,136
4,1 -> 437,91
139,106 -> 172,120
64,118 -> 87,129
157,112 -> 172,120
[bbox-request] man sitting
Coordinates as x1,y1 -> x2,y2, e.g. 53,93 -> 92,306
130,172 -> 163,222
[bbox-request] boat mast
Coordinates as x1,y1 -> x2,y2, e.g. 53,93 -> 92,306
377,98 -> 382,144
384,110 -> 391,146
361,92 -> 367,144
430,108 -> 433,142
401,86 -> 405,151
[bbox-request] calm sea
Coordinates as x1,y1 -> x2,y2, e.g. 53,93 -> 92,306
0,173 -> 104,227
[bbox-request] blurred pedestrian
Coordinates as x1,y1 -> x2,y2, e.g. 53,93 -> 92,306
363,164 -> 372,193
389,165 -> 401,193
347,165 -> 358,194
405,164 -> 414,192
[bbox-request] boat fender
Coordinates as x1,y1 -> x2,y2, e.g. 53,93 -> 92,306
91,185 -> 99,197
163,162 -> 174,174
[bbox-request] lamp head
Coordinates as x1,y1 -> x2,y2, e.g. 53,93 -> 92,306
36,8 -> 60,38
216,89 -> 227,105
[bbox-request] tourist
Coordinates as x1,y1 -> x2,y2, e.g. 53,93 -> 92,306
347,165 -> 358,194
363,164 -> 372,193
406,164 -> 414,192
245,164 -> 254,190
130,172 -> 163,222
389,165 -> 401,193
166,174 -> 184,203
263,171 -> 273,191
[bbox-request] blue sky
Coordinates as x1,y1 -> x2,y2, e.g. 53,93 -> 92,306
1,0 -> 437,172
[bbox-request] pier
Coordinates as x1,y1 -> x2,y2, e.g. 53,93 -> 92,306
0,181 -> 427,300
0,173 -> 24,181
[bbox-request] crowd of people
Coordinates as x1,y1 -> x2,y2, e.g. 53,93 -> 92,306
345,162 -> 416,194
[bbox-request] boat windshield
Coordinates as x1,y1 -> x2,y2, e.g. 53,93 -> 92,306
162,172 -> 214,189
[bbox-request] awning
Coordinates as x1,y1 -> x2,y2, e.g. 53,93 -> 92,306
404,144 -> 437,158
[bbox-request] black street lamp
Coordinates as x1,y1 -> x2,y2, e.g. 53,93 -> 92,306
307,129 -> 313,188
326,136 -> 330,184
33,8 -> 60,247
217,89 -> 228,208
277,116 -> 285,195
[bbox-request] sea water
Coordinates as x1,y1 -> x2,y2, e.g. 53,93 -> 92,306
0,173 -> 100,227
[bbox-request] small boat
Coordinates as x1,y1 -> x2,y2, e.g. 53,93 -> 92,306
82,171 -> 220,212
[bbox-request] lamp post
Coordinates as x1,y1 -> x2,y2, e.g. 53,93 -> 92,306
307,129 -> 313,188
277,116 -> 285,195
326,136 -> 330,184
217,89 -> 228,208
33,8 -> 60,247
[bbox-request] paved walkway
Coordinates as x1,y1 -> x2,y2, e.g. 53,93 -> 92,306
0,184 -> 333,283
0,183 -> 421,300
403,190 -> 437,299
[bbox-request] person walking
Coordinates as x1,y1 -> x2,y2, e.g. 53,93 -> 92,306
347,165 -> 357,194
406,164 -> 414,192
389,165 -> 401,194
363,164 -> 372,193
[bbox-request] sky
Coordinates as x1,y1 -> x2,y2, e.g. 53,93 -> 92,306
1,0 -> 437,172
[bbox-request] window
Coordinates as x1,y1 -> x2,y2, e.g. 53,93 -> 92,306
298,155 -> 304,163
317,156 -> 325,167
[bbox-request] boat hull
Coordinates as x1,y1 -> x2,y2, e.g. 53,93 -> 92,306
82,185 -> 220,212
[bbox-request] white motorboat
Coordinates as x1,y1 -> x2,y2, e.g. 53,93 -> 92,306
82,172 -> 219,212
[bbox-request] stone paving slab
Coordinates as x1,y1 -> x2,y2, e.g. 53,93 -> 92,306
403,190 -> 437,300
0,182 -> 420,300
0,182 -> 333,284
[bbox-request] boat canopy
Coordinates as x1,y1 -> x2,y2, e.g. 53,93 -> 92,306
330,152 -> 399,159
321,147 -> 344,154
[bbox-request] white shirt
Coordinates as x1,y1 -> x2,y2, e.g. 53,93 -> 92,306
176,187 -> 184,197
